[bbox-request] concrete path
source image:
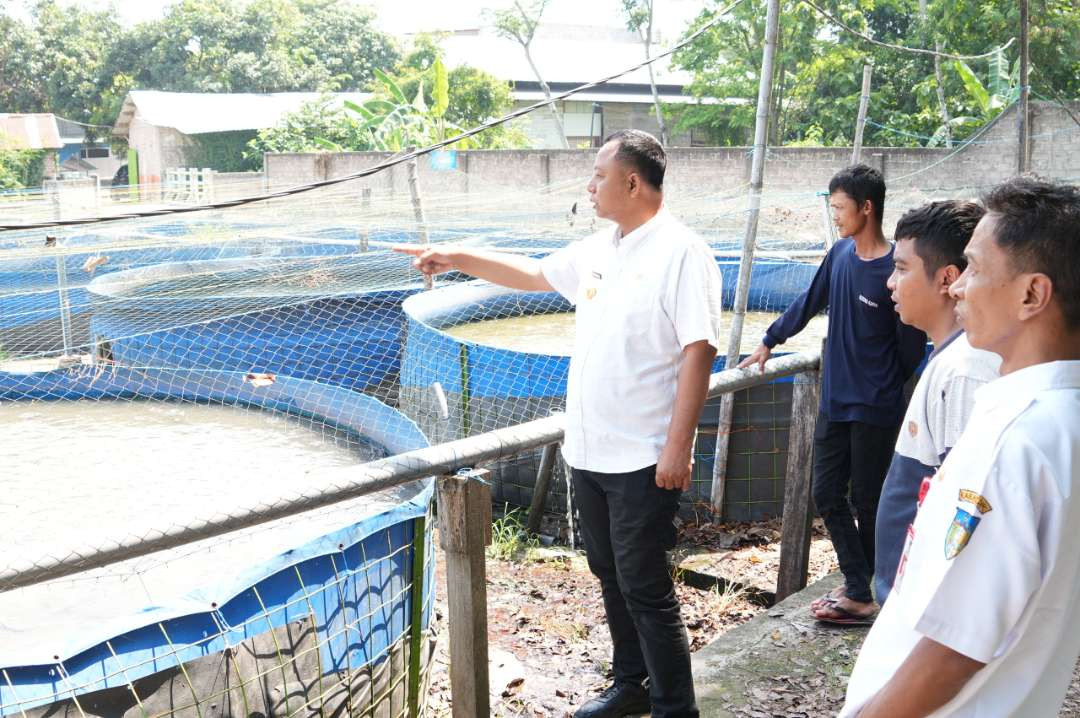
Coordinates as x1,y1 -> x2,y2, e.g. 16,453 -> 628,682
692,572 -> 868,717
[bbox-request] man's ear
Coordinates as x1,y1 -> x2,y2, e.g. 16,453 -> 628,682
1018,272 -> 1055,322
939,264 -> 961,295
861,199 -> 874,217
628,173 -> 638,194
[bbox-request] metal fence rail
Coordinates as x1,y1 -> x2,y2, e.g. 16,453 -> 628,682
0,349 -> 819,594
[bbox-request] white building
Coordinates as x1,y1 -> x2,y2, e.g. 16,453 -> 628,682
389,0 -> 725,149
111,91 -> 370,185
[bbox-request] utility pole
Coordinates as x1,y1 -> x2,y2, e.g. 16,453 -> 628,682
711,0 -> 781,515
1017,0 -> 1030,173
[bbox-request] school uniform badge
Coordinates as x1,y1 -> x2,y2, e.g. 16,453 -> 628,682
945,508 -> 981,559
944,489 -> 992,559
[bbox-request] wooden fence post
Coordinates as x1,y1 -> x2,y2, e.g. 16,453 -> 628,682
776,366 -> 822,601
526,443 -> 559,534
437,469 -> 492,717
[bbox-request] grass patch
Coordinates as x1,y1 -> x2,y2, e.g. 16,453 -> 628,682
487,505 -> 540,561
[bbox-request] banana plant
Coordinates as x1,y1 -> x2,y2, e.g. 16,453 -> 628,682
928,49 -> 1022,147
319,59 -> 472,152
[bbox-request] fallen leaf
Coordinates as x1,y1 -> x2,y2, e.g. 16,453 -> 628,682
82,255 -> 109,274
244,372 -> 276,387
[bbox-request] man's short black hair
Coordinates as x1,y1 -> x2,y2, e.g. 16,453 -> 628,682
894,200 -> 986,278
604,129 -> 666,191
982,176 -> 1080,329
829,164 -> 886,225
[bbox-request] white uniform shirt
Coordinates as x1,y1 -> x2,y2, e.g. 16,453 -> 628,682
842,360 -> 1080,717
540,208 -> 724,473
895,333 -> 1002,466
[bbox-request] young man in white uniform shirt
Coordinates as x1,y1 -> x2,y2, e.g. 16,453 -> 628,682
396,130 -> 724,718
872,200 -> 1000,608
841,176 -> 1080,717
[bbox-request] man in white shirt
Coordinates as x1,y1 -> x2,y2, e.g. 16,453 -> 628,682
867,200 -> 1000,612
396,130 -> 723,718
841,176 -> 1080,717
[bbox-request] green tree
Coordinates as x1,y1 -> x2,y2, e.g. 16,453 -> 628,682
674,0 -> 1080,147
99,0 -> 399,94
245,95 -> 371,159
488,0 -> 568,148
394,35 -> 527,148
0,1 -> 119,138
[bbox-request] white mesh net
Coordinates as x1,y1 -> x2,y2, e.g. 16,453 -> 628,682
0,153 -> 1000,716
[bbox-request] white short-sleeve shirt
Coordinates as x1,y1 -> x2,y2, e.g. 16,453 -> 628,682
842,360 -> 1080,717
540,208 -> 724,473
895,332 -> 1001,466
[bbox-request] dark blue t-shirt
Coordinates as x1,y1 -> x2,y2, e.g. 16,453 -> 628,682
763,239 -> 926,427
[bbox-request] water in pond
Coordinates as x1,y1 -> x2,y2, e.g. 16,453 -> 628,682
0,400 -> 419,656
444,310 -> 829,355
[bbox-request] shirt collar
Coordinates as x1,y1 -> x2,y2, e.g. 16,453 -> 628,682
612,206 -> 670,248
929,330 -> 963,361
975,360 -> 1080,406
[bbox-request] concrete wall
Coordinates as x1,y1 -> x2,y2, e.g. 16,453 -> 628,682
266,100 -> 1080,212
128,116 -> 192,185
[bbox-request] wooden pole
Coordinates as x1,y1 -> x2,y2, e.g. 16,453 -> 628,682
526,443 -> 559,534
711,0 -> 782,515
851,64 -> 874,166
406,513 -> 427,718
406,147 -> 433,290
1017,0 -> 1030,174
775,364 -> 823,601
437,469 -> 492,718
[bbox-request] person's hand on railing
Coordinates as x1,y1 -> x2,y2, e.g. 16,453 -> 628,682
738,343 -> 772,373
655,442 -> 692,491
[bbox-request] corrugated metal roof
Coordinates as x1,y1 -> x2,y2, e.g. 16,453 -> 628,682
112,91 -> 372,137
0,114 -> 63,150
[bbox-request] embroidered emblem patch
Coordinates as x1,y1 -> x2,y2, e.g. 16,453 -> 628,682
958,489 -> 992,514
908,420 -> 919,438
945,508 -> 981,560
585,287 -> 597,300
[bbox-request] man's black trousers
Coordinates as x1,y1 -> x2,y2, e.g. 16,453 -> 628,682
572,465 -> 698,718
811,413 -> 901,604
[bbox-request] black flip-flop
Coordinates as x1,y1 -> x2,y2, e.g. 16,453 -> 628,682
812,603 -> 876,627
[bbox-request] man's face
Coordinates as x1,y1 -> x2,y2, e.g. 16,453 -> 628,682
587,142 -> 630,222
887,237 -> 941,331
949,214 -> 1025,353
830,190 -> 870,238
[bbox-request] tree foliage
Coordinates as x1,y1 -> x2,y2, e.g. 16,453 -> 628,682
246,38 -> 529,165
674,0 -> 1080,147
0,0 -> 400,141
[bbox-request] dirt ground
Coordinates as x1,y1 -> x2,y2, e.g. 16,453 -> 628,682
425,515 -> 838,717
423,512 -> 1080,717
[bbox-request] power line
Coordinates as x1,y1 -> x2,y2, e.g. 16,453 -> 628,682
52,115 -> 114,130
0,0 -> 748,233
800,0 -> 1015,61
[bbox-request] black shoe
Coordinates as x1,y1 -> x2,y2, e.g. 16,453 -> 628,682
574,681 -> 652,717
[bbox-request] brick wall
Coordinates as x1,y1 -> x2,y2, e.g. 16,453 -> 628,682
266,100 -> 1080,203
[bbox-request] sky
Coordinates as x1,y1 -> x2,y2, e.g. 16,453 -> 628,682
10,0 -> 704,40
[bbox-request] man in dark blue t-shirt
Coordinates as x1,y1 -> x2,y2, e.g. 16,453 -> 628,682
740,164 -> 926,624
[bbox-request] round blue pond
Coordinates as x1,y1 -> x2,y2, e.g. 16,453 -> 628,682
0,366 -> 435,717
399,257 -> 826,514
